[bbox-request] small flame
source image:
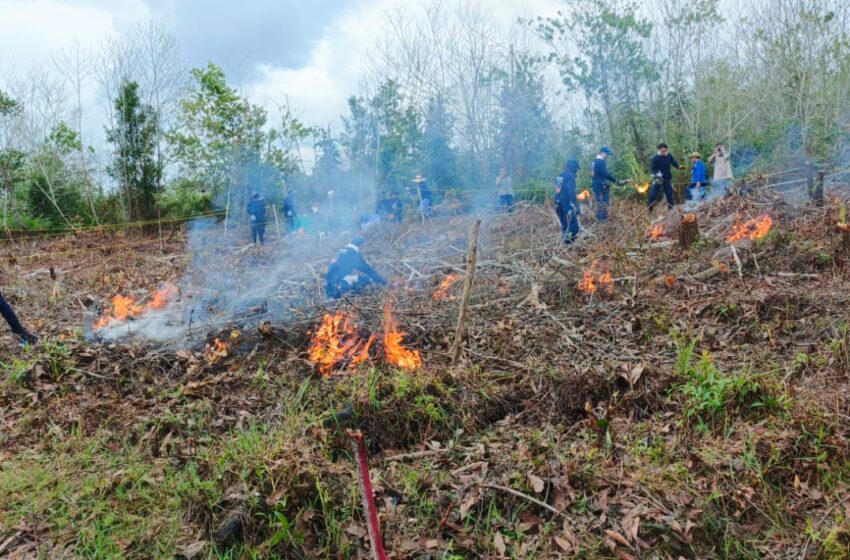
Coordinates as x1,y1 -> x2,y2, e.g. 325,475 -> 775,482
94,283 -> 179,330
433,273 -> 462,300
308,312 -> 374,376
145,283 -> 178,311
577,190 -> 591,201
382,302 -> 422,370
646,223 -> 664,241
577,261 -> 614,295
726,214 -> 773,243
204,338 -> 230,362
95,294 -> 143,329
636,183 -> 650,194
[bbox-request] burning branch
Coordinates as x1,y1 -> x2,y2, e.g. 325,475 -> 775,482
432,273 -> 461,301
308,312 -> 375,376
383,302 -> 422,370
577,260 -> 614,296
726,214 -> 773,243
94,283 -> 179,330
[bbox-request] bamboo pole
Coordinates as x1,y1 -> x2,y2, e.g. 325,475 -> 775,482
451,219 -> 481,367
271,204 -> 282,239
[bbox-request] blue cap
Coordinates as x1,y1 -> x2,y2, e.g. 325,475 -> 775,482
351,236 -> 365,246
600,146 -> 613,155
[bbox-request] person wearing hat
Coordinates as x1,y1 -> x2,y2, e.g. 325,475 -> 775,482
591,146 -> 625,221
247,191 -> 267,245
708,143 -> 733,196
413,175 -> 432,219
325,237 -> 387,299
0,291 -> 38,347
688,152 -> 708,201
496,167 -> 514,213
555,159 -> 582,244
648,143 -> 685,213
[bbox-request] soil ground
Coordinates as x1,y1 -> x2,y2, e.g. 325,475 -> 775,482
2,187 -> 850,559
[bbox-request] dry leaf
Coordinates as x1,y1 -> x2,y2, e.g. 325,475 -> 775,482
494,532 -> 507,555
528,473 -> 545,493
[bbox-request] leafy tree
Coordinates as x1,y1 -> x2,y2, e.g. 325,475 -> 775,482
105,80 -> 161,220
497,53 -> 556,182
536,0 -> 657,160
27,122 -> 86,226
421,95 -> 458,191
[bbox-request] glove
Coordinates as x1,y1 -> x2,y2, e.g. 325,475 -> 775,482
618,180 -> 627,186
250,215 -> 257,222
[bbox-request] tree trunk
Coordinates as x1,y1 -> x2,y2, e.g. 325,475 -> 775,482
678,213 -> 699,249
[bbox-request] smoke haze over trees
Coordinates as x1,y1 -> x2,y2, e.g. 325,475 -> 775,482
1,0 -> 850,230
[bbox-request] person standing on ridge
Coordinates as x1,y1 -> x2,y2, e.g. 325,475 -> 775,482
708,142 -> 733,197
688,152 -> 708,201
247,192 -> 267,245
648,143 -> 684,213
591,146 -> 626,222
555,159 -> 582,244
496,166 -> 514,213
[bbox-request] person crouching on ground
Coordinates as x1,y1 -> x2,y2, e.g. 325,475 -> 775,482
496,166 -> 514,213
247,192 -> 267,245
555,159 -> 581,244
325,237 -> 387,299
688,152 -> 708,201
648,143 -> 684,214
0,292 -> 38,347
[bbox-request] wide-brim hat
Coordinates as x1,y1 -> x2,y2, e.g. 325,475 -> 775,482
413,174 -> 427,183
689,152 -> 702,159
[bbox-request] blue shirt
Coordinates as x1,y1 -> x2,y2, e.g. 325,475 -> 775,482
691,160 -> 707,183
591,156 -> 617,188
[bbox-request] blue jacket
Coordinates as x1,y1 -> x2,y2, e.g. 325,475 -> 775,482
651,153 -> 681,181
326,245 -> 386,291
282,193 -> 297,218
691,160 -> 707,184
555,169 -> 579,210
247,198 -> 266,221
591,156 -> 617,189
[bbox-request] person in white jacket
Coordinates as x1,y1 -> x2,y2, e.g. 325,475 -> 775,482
708,143 -> 733,196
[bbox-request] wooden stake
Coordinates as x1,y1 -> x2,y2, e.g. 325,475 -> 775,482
271,204 -> 282,239
678,213 -> 699,249
451,219 -> 481,367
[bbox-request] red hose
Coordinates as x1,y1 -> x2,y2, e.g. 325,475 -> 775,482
349,430 -> 388,560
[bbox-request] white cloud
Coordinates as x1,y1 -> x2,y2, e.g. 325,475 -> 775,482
0,0 -> 150,70
245,0 -> 562,132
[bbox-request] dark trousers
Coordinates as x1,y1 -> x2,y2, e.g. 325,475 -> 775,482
556,204 -> 579,243
0,293 -> 26,335
251,222 -> 266,244
648,179 -> 674,212
326,275 -> 374,299
499,194 -> 514,212
592,185 -> 610,221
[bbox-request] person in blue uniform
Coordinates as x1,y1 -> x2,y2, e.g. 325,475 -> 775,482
687,152 -> 708,201
247,192 -> 267,245
281,190 -> 297,234
648,143 -> 684,213
0,292 -> 37,346
325,237 -> 387,299
555,159 -> 581,244
591,146 -> 625,221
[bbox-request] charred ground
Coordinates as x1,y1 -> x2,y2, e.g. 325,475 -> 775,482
2,186 -> 850,558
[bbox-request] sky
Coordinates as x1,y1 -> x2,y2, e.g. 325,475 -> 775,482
0,0 -> 562,142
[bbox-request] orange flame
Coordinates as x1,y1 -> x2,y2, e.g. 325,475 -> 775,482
577,261 -> 614,296
145,283 -> 178,311
308,312 -> 374,376
204,338 -> 230,362
94,294 -> 144,329
433,273 -> 462,300
94,283 -> 179,330
646,223 -> 664,241
382,302 -> 422,370
577,190 -> 591,201
636,183 -> 650,194
726,214 -> 773,243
